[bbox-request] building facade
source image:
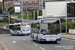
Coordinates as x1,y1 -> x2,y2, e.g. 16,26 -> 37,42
42,0 -> 75,22
42,1 -> 67,18
4,0 -> 44,12
0,0 -> 3,13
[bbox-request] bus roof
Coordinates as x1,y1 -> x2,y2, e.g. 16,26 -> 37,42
31,20 -> 40,23
44,18 -> 60,20
9,23 -> 21,25
31,18 -> 60,23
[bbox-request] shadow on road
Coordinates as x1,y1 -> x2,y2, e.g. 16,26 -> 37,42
32,40 -> 60,44
38,42 -> 60,44
11,34 -> 30,36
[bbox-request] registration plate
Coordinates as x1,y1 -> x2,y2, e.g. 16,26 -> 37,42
47,39 -> 54,41
14,31 -> 17,33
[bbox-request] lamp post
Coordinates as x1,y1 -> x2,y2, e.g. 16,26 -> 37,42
3,10 -> 5,22
21,0 -> 23,22
8,10 -> 11,24
66,0 -> 67,34
26,2 -> 28,20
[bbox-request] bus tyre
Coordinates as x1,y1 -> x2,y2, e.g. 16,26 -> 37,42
36,36 -> 38,42
17,32 -> 19,35
54,41 -> 57,43
27,34 -> 29,36
11,34 -> 14,36
32,35 -> 35,41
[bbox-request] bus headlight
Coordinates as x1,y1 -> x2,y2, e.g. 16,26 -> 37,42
40,35 -> 45,38
42,36 -> 45,38
58,35 -> 61,38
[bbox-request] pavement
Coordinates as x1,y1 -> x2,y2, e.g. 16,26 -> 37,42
61,33 -> 75,40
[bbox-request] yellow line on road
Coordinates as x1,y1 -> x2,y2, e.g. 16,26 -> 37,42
0,40 -> 8,50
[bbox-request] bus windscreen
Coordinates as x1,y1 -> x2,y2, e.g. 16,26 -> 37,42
9,25 -> 20,31
41,20 -> 60,35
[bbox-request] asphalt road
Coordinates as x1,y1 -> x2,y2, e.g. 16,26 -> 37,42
0,34 -> 75,50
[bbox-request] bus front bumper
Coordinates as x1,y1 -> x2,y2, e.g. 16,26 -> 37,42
39,38 -> 61,42
11,32 -> 31,35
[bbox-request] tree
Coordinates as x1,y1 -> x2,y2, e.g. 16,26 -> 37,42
31,10 -> 42,20
11,20 -> 16,24
10,7 -> 15,14
39,10 -> 42,16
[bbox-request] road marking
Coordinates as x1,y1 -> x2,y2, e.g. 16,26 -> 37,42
27,40 -> 31,43
40,47 -> 45,50
0,40 -> 8,50
12,41 -> 16,43
33,43 -> 38,46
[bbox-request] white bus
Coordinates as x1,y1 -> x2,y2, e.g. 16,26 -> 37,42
31,18 -> 61,43
9,23 -> 31,35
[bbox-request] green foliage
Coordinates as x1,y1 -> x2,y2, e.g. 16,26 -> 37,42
17,10 -> 42,20
23,14 -> 27,19
11,20 -> 16,24
0,23 -> 6,26
5,12 -> 8,14
31,10 -> 42,20
17,14 -> 33,20
6,24 -> 9,28
61,21 -> 75,32
39,10 -> 42,16
0,23 -> 9,27
17,15 -> 21,19
10,7 -> 15,14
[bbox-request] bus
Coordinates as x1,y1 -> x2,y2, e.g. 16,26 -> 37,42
31,18 -> 61,43
9,23 -> 31,35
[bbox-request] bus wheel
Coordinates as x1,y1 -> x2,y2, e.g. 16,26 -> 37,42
11,34 -> 14,36
36,36 -> 38,42
54,41 -> 57,43
27,34 -> 29,36
32,35 -> 35,41
17,32 -> 19,36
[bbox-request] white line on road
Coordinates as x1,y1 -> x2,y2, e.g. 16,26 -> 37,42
12,41 -> 16,43
40,47 -> 45,50
27,40 -> 31,43
33,43 -> 38,46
